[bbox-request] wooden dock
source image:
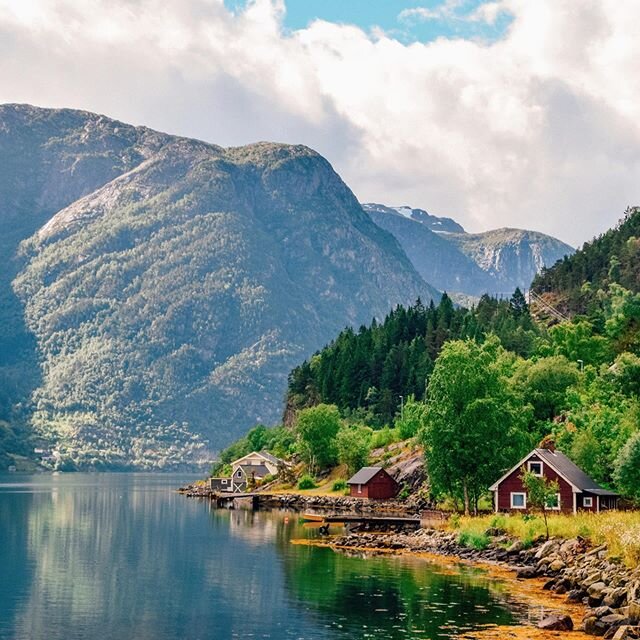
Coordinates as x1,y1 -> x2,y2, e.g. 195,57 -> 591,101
302,512 -> 420,533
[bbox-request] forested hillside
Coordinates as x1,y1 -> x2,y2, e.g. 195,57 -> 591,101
533,207 -> 640,315
285,291 -> 536,426
1,104 -> 435,470
0,105 -> 170,424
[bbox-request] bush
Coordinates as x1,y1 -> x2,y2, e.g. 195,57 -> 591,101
259,474 -> 276,486
458,530 -> 490,550
332,479 -> 347,491
297,474 -> 317,490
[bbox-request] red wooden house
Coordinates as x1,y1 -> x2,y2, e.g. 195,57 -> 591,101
347,467 -> 399,499
489,444 -> 618,514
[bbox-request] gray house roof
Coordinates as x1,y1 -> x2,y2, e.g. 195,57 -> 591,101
258,450 -> 286,466
534,449 -> 618,495
239,464 -> 270,477
347,466 -> 394,485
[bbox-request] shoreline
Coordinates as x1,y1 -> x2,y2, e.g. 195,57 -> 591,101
300,526 -> 640,638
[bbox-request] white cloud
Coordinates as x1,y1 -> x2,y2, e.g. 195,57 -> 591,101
399,1 -> 465,23
1,0 -> 640,246
399,0 -> 507,25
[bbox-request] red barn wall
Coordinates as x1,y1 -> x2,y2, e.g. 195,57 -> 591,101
350,483 -> 369,498
497,455 -> 574,514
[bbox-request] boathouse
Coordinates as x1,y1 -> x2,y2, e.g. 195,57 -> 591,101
209,450 -> 289,492
489,443 -> 618,514
347,467 -> 399,500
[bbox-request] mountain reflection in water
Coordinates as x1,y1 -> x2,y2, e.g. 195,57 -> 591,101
0,474 -> 523,640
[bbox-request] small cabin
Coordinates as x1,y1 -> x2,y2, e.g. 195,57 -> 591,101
347,467 -> 399,500
489,445 -> 618,515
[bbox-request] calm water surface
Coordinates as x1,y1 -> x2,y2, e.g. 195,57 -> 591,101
0,474 -> 530,640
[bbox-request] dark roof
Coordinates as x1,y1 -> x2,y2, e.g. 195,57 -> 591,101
239,464 -> 270,477
347,466 -> 393,485
534,449 -> 618,495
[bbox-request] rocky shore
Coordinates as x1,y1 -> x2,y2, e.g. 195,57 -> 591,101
328,527 -> 640,638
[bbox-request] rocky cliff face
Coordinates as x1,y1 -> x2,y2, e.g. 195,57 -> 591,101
365,204 -> 573,297
1,105 -> 435,469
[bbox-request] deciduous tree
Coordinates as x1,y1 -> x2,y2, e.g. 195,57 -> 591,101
420,337 -> 528,515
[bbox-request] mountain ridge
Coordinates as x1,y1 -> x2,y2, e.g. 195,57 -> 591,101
365,203 -> 573,297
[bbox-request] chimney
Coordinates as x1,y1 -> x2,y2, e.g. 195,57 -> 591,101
540,436 -> 556,453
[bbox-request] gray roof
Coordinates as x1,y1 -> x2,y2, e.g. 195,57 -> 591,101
347,466 -> 392,485
534,449 -> 618,495
258,450 -> 285,466
239,464 -> 270,477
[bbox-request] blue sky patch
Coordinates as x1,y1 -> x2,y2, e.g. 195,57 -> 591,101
223,0 -> 513,44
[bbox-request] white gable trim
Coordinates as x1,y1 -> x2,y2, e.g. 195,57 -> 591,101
488,450 -> 539,491
231,451 -> 272,467
488,449 -> 581,493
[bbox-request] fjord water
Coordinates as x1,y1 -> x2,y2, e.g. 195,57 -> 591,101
0,474 -> 523,640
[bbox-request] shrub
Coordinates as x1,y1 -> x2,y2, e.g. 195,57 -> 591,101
332,479 -> 347,491
458,530 -> 490,550
297,474 -> 317,490
398,486 -> 410,500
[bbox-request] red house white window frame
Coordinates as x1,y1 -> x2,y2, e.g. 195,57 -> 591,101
510,492 -> 527,509
527,460 -> 543,476
583,496 -> 593,508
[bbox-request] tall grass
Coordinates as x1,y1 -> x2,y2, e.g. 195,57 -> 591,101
450,512 -> 640,567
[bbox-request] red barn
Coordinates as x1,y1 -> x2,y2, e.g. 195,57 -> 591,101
489,445 -> 618,515
347,467 -> 399,500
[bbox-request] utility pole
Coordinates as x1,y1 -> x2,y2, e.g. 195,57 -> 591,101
399,395 -> 404,421
577,359 -> 584,374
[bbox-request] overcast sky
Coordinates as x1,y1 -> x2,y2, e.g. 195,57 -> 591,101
1,0 -> 639,246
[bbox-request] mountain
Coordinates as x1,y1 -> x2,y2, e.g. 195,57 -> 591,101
532,206 -> 640,315
0,105 -> 171,427
1,104 -> 436,470
362,203 -> 464,234
365,204 -> 573,297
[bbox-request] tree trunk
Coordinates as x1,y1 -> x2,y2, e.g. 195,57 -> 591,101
542,508 -> 549,540
463,481 -> 470,516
